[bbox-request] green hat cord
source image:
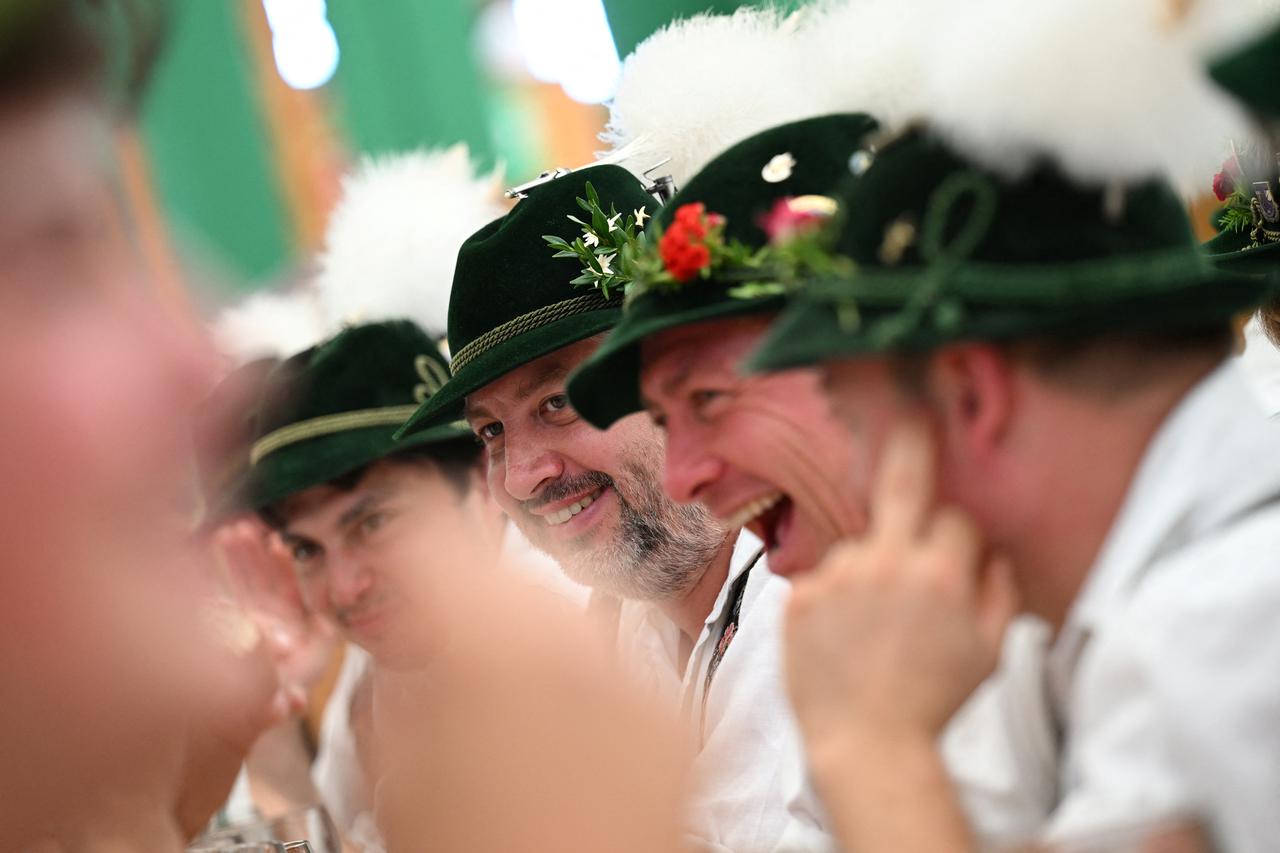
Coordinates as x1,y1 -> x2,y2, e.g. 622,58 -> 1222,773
747,128 -> 1269,373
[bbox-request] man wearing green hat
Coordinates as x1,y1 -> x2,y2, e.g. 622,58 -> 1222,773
243,319 -> 503,670
397,162 -> 827,850
749,57 -> 1280,853
564,114 -> 876,581
562,110 -> 1061,842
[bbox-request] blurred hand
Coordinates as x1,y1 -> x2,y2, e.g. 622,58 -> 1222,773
214,516 -> 336,696
174,594 -> 300,838
174,528 -> 325,839
373,568 -> 691,853
784,422 -> 1019,752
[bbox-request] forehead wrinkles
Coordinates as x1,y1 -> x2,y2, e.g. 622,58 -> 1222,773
466,360 -> 571,421
642,321 -> 770,402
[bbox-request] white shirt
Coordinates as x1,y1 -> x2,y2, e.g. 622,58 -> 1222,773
312,644 -> 376,845
942,616 -> 1060,843
1238,316 -> 1280,416
1027,361 -> 1280,850
616,533 -> 1062,852
615,531 -> 831,852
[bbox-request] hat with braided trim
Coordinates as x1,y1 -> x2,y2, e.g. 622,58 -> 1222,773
396,164 -> 659,436
243,320 -> 474,513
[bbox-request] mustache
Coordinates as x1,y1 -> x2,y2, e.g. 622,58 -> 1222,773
523,471 -> 613,512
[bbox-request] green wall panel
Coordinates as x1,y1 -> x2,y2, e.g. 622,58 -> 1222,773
325,0 -> 494,164
141,0 -> 289,289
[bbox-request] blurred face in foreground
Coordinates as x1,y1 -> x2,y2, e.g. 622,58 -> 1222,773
272,456 -> 503,669
465,336 -> 727,600
0,92 -> 221,846
641,315 -> 867,577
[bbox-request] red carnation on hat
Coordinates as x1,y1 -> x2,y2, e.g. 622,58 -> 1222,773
1213,158 -> 1240,202
674,202 -> 709,237
660,203 -> 720,282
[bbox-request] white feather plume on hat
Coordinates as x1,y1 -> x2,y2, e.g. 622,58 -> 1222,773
314,144 -> 507,336
212,287 -> 326,364
602,7 -> 823,187
796,0 -> 944,133
918,0 -> 1271,190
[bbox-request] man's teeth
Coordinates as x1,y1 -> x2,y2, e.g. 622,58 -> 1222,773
723,492 -> 783,530
545,489 -> 602,526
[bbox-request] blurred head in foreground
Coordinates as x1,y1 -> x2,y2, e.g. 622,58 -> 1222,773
0,1 -> 237,846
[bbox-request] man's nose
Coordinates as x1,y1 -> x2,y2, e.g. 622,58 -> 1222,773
502,434 -> 565,503
662,425 -> 724,504
328,549 -> 375,611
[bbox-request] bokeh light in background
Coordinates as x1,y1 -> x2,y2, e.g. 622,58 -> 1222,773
263,0 -> 341,91
512,0 -> 621,104
122,0 -> 783,306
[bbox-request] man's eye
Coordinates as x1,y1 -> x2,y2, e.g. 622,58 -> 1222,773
291,542 -> 320,565
477,422 -> 504,442
540,394 -> 576,423
360,512 -> 389,536
691,389 -> 724,408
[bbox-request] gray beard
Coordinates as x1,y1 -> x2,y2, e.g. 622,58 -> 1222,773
522,465 -> 727,601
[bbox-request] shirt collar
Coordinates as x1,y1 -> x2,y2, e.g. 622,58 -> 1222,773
700,529 -> 766,631
1063,360 -> 1280,639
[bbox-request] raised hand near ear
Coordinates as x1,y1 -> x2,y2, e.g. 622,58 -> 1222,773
782,420 -> 1019,853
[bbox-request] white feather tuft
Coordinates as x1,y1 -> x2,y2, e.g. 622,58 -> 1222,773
796,0 -> 946,133
919,0 -> 1267,190
212,287 -> 327,364
313,145 -> 507,336
603,7 -> 823,187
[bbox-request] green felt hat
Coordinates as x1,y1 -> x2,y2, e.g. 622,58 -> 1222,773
1210,21 -> 1280,120
564,113 -> 880,429
396,164 -> 659,436
747,128 -> 1269,373
243,320 -> 473,513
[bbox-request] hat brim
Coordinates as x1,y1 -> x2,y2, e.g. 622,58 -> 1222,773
396,307 -> 622,437
1204,230 -> 1280,276
247,420 -> 473,513
747,265 -> 1270,373
566,285 -> 786,430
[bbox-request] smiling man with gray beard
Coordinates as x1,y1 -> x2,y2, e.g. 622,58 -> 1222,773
397,163 -> 827,851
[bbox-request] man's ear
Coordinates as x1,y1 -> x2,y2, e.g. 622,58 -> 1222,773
926,344 -> 1015,457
